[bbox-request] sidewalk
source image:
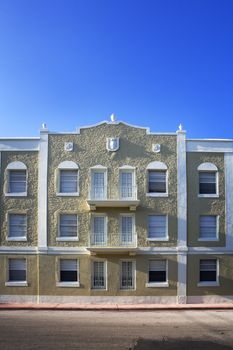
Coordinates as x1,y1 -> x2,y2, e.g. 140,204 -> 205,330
1,303 -> 233,310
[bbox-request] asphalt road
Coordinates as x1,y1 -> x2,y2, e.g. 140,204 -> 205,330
0,310 -> 233,349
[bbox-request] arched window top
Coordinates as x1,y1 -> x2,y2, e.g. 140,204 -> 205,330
58,161 -> 79,169
6,161 -> 27,170
90,165 -> 107,170
197,162 -> 218,172
146,161 -> 167,170
119,165 -> 135,170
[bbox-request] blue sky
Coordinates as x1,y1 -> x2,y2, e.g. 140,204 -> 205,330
0,0 -> 233,138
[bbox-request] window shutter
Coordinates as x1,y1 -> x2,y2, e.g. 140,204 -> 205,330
148,215 -> 167,238
200,259 -> 216,271
60,259 -> 77,271
149,260 -> 166,271
9,259 -> 26,270
200,216 -> 217,238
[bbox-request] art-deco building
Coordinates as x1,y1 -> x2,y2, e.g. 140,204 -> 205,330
0,116 -> 233,304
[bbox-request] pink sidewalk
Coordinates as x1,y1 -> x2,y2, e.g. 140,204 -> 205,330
1,303 -> 233,310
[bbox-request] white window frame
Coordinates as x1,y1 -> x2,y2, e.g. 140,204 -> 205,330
119,213 -> 136,246
146,259 -> 169,288
147,215 -> 169,241
119,167 -> 136,200
198,163 -> 219,198
198,258 -> 219,287
56,161 -> 79,196
56,213 -> 79,242
146,161 -> 168,197
5,258 -> 28,287
90,166 -> 108,200
91,214 -> 108,246
198,215 -> 219,242
7,212 -> 27,242
120,260 -> 136,290
5,161 -> 28,197
56,258 -> 80,288
91,260 -> 107,290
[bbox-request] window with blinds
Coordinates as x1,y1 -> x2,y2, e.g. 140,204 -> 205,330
9,170 -> 27,193
120,216 -> 133,244
8,258 -> 26,282
92,261 -> 106,289
60,170 -> 78,193
120,261 -> 134,289
148,215 -> 167,239
9,214 -> 27,238
199,172 -> 216,194
148,170 -> 166,193
149,260 -> 167,283
200,259 -> 217,282
59,214 -> 78,237
60,259 -> 78,282
92,216 -> 106,245
199,216 -> 217,239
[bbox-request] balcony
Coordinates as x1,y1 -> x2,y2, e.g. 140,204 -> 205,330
87,186 -> 140,211
87,231 -> 137,254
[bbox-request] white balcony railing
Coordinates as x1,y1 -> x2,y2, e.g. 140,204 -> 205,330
90,232 -> 137,247
89,186 -> 138,200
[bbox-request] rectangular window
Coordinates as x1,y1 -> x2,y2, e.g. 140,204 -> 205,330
199,216 -> 217,240
120,171 -> 133,198
92,171 -> 106,199
92,216 -> 106,245
120,216 -> 133,245
199,172 -> 216,194
92,261 -> 106,289
149,260 -> 167,283
59,214 -> 78,238
120,261 -> 135,289
8,214 -> 27,239
60,170 -> 78,193
148,170 -> 166,193
148,215 -> 167,239
60,259 -> 78,282
9,170 -> 27,193
199,259 -> 217,282
8,258 -> 26,282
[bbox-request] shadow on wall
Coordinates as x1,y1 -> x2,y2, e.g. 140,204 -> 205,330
132,338 -> 232,350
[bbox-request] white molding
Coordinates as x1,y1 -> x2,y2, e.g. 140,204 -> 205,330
146,193 -> 168,197
146,282 -> 169,288
146,161 -> 167,170
119,165 -> 136,170
47,247 -> 89,255
38,130 -> 48,249
197,282 -> 220,287
225,153 -> 233,249
0,247 -> 38,254
197,162 -> 218,171
56,282 -> 80,288
6,161 -> 27,170
137,247 -> 177,254
5,281 -> 28,287
0,139 -> 39,151
177,253 -> 187,304
187,140 -> 233,153
58,161 -> 79,169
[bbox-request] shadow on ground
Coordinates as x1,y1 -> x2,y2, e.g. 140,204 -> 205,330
131,338 -> 233,350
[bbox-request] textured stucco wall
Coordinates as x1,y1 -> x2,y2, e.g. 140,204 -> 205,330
38,254 -> 177,296
47,123 -> 177,247
0,152 -> 38,246
187,152 -> 225,247
187,254 -> 233,296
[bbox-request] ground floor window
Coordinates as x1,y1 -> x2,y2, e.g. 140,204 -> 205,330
60,259 -> 79,282
199,259 -> 217,282
8,258 -> 26,282
148,260 -> 167,283
92,261 -> 106,289
120,261 -> 135,290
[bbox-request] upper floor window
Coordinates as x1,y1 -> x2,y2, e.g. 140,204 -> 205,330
119,166 -> 136,199
5,162 -> 27,196
8,213 -> 27,241
57,161 -> 79,195
148,215 -> 168,241
199,215 -> 218,241
120,214 -> 135,245
90,166 -> 107,199
58,214 -> 78,241
146,161 -> 168,197
91,215 -> 107,246
198,163 -> 218,196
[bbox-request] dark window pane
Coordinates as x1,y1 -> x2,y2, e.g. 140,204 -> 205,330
199,183 -> 216,194
149,271 -> 166,283
60,270 -> 77,282
9,270 -> 26,281
200,271 -> 216,282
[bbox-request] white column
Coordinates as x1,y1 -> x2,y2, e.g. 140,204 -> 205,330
38,125 -> 49,251
225,153 -> 233,249
176,127 -> 188,304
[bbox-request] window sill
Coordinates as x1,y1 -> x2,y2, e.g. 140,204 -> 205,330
146,193 -> 168,198
198,238 -> 219,242
91,288 -> 107,291
198,194 -> 219,198
146,282 -> 169,288
56,282 -> 80,288
7,237 -> 27,242
5,193 -> 27,197
56,193 -> 79,197
5,281 -> 28,287
56,237 -> 79,242
147,237 -> 169,242
197,282 -> 219,287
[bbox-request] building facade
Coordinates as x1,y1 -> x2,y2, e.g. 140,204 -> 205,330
0,118 -> 233,304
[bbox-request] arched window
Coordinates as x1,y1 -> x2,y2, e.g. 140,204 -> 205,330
57,161 -> 79,195
5,161 -> 27,196
146,161 -> 168,196
198,162 -> 218,196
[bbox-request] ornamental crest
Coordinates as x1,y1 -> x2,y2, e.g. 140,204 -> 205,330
152,144 -> 161,153
106,138 -> 119,152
